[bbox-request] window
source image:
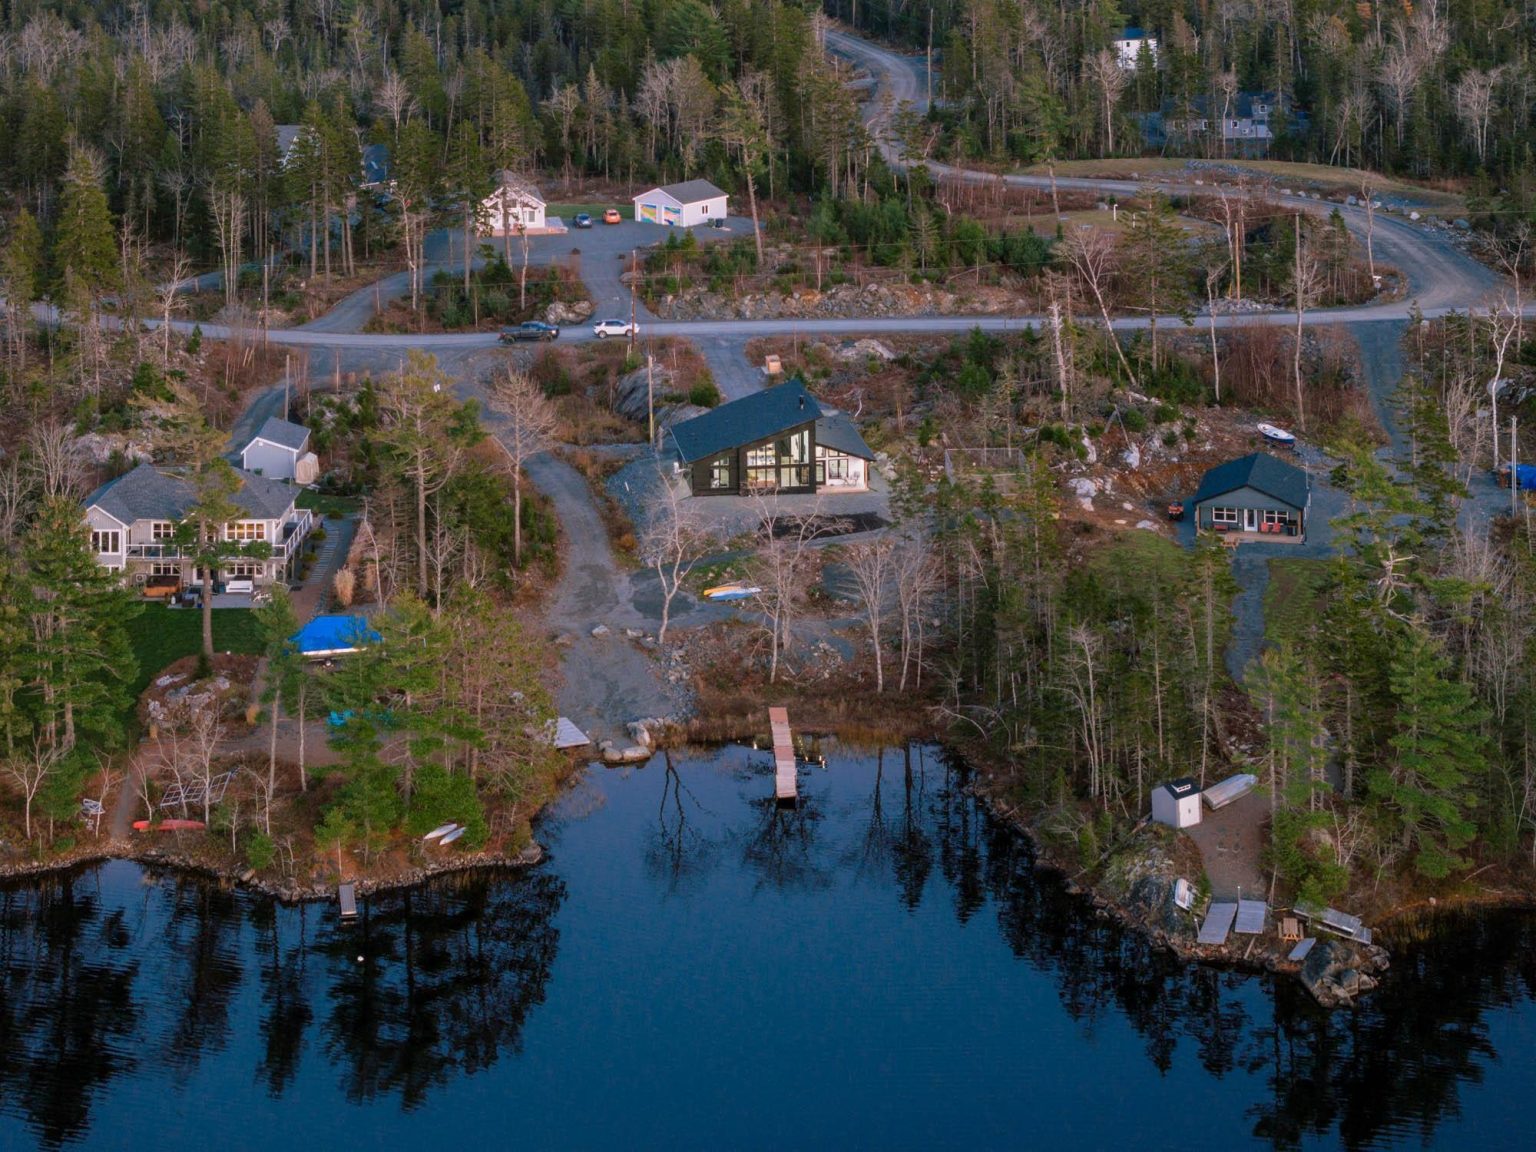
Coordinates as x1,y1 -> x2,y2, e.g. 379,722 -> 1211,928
709,455 -> 732,489
1210,507 -> 1238,525
151,563 -> 179,577
1262,510 -> 1287,526
222,562 -> 262,578
151,521 -> 175,540
91,530 -> 120,554
228,522 -> 267,542
825,455 -> 849,481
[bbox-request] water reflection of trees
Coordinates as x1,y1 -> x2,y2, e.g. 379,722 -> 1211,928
0,870 -> 141,1150
320,869 -> 565,1109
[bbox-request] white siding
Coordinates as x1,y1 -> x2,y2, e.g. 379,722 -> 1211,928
242,439 -> 299,480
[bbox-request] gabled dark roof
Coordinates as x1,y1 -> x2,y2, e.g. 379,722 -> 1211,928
1157,777 -> 1200,798
652,179 -> 726,205
814,414 -> 874,460
670,380 -> 820,464
1193,452 -> 1309,510
361,144 -> 391,186
85,463 -> 299,524
247,416 -> 309,452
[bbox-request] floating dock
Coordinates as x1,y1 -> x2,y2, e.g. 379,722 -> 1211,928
769,707 -> 796,803
338,882 -> 358,920
1234,899 -> 1269,935
1198,902 -> 1237,946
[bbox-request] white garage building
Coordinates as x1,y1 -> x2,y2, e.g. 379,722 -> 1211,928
633,180 -> 728,227
240,417 -> 319,484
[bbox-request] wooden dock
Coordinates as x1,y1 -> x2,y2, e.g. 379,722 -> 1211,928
769,707 -> 796,803
1198,902 -> 1237,946
338,882 -> 358,920
1234,899 -> 1269,935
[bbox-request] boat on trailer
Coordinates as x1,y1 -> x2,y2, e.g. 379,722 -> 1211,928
1257,422 -> 1297,447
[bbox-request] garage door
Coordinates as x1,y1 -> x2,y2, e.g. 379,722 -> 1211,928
638,202 -> 658,223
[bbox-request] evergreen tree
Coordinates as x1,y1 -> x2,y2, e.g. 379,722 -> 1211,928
1371,627 -> 1487,878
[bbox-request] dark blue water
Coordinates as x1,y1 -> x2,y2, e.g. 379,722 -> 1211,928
1,743 -> 1533,1150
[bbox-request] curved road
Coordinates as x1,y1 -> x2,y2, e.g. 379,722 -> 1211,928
823,28 -> 1501,316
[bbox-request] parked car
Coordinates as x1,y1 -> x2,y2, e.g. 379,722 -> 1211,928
572,213 -> 593,228
499,321 -> 560,343
603,208 -> 622,224
592,319 -> 637,339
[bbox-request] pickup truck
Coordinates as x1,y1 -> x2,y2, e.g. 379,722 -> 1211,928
499,321 -> 560,343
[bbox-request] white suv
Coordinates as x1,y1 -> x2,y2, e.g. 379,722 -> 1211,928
592,318 -> 636,339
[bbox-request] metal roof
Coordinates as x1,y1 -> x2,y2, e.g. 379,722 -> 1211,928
669,380 -> 821,464
814,414 -> 874,460
85,463 -> 299,524
1192,452 -> 1309,510
648,179 -> 726,205
1156,776 -> 1200,798
248,416 -> 310,452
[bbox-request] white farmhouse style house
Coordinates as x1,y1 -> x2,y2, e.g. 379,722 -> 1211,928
482,172 -> 547,234
240,416 -> 318,483
83,463 -> 314,593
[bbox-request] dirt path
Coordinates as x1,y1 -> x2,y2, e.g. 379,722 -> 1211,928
1185,789 -> 1271,901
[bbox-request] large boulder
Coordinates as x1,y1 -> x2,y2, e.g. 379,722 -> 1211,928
613,365 -> 678,422
544,298 -> 594,325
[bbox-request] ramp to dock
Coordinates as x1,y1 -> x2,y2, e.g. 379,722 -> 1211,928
769,707 -> 796,802
1198,902 -> 1237,946
1234,899 -> 1269,935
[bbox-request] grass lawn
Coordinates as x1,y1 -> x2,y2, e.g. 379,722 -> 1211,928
546,202 -> 633,220
124,604 -> 266,702
1264,557 -> 1333,644
296,490 -> 361,517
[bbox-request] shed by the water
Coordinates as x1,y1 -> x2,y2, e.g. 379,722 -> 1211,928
1151,777 -> 1202,828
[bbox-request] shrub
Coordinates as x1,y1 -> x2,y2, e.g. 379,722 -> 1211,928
1121,407 -> 1148,433
245,832 -> 276,872
333,567 -> 355,607
689,378 -> 721,408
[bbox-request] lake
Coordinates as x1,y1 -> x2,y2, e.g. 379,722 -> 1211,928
1,742 -> 1532,1150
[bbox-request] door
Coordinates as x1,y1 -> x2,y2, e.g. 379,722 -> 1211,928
1243,508 -> 1258,532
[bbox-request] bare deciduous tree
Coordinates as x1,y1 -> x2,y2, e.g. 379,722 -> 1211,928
845,535 -> 896,693
1061,227 -> 1136,385
1082,49 -> 1127,157
1291,215 -> 1325,432
640,467 -> 715,648
488,365 -> 557,569
1453,67 -> 1500,164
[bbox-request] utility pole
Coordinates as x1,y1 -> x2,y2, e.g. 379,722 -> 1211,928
629,248 -> 638,351
283,352 -> 291,419
1513,415 -> 1520,518
646,345 -> 655,448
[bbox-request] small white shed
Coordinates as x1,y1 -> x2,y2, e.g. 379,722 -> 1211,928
1151,777 -> 1203,829
483,172 -> 547,234
633,180 -> 728,227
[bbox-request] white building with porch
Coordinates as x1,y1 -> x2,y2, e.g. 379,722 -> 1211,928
482,172 -> 548,235
83,463 -> 314,596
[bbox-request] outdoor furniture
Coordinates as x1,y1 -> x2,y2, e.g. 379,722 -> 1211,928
1166,501 -> 1185,520
1280,917 -> 1303,942
143,577 -> 180,600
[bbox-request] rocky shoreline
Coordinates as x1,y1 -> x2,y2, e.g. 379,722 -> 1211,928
964,766 -> 1392,1010
0,838 -> 546,905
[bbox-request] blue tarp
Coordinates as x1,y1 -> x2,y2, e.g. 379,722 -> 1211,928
1505,463 -> 1536,490
292,614 -> 381,656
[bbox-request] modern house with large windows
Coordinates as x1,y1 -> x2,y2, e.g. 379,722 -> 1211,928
83,463 -> 315,594
1192,452 -> 1310,542
667,380 -> 874,497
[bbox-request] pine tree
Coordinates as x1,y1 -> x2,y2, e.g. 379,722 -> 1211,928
1371,627 -> 1487,878
1,207 -> 43,373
